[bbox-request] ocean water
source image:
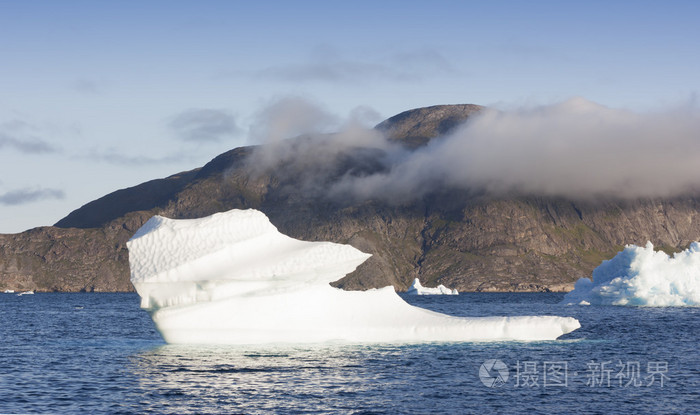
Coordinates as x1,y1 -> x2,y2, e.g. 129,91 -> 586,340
0,292 -> 697,414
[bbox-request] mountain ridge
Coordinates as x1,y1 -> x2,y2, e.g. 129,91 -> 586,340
2,104 -> 699,292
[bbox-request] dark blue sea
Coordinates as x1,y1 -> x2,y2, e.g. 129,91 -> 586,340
1,292 -> 697,414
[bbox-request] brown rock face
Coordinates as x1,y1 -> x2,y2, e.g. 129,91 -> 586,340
376,104 -> 483,147
1,104 -> 699,292
0,212 -> 150,292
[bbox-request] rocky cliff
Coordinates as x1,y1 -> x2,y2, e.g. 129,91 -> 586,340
2,104 -> 699,292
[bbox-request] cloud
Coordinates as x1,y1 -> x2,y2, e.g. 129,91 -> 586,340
255,46 -> 455,84
391,48 -> 457,74
492,39 -> 572,63
169,109 -> 239,142
0,135 -> 57,154
259,60 -> 395,83
249,96 -> 340,143
0,120 -> 59,154
246,96 -> 343,175
0,188 -> 65,206
80,149 -> 190,166
332,98 -> 700,200
247,97 -> 700,202
71,78 -> 104,94
245,97 -> 389,194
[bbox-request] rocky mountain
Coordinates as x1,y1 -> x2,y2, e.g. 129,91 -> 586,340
2,104 -> 699,292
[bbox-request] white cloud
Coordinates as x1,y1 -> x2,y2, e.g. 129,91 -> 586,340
332,98 -> 700,200
248,97 -> 700,201
244,97 -> 389,195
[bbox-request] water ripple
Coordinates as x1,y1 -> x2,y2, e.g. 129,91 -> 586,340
0,292 -> 697,414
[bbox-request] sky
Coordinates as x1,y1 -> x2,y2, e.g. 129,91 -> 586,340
1,0 -> 699,233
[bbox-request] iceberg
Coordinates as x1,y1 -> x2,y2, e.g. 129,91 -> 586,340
127,209 -> 580,344
406,278 -> 458,295
563,242 -> 700,306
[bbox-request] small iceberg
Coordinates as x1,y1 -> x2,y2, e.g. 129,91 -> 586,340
17,290 -> 34,296
406,278 -> 458,295
128,209 -> 580,344
563,241 -> 700,306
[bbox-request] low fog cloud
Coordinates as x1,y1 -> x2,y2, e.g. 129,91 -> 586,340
169,109 -> 239,143
248,97 -> 346,171
0,188 -> 65,206
248,98 -> 388,160
245,97 -> 390,195
248,97 -> 700,201
249,96 -> 339,143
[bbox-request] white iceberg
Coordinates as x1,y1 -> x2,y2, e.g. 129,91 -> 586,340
127,209 -> 580,344
406,278 -> 458,295
563,241 -> 700,306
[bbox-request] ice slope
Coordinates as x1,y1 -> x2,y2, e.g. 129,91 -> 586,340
406,278 -> 458,295
563,241 -> 700,306
128,209 -> 580,344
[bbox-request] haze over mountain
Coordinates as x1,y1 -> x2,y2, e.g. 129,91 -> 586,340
2,101 -> 700,292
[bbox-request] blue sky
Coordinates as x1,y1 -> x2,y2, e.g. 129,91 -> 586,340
1,0 -> 699,232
